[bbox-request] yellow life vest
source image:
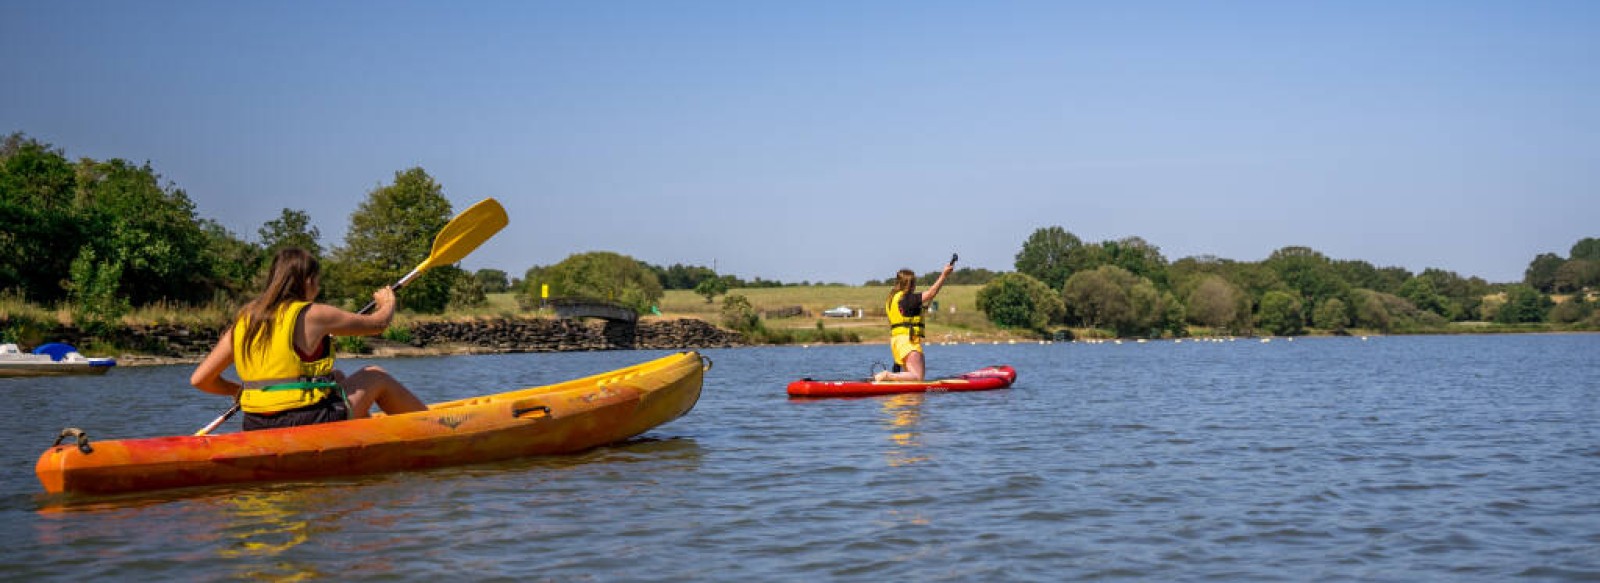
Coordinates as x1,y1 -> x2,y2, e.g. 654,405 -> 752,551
886,290 -> 925,340
233,301 -> 339,415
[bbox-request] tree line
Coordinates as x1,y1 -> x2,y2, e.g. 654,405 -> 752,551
974,226 -> 1599,336
4,132 -> 1595,339
0,133 -> 484,333
0,133 -> 865,330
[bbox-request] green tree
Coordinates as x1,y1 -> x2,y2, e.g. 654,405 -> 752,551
1495,285 -> 1552,324
474,269 -> 510,293
3,136 -> 239,305
65,245 -> 129,335
720,293 -> 759,332
1351,289 -> 1392,332
1185,274 -> 1248,331
1100,236 -> 1169,289
0,134 -> 80,301
1398,277 -> 1451,319
1571,237 -> 1600,262
1416,268 -> 1489,321
1061,265 -> 1166,336
1125,279 -> 1165,336
199,219 -> 263,300
1160,290 -> 1186,336
530,251 -> 664,314
976,272 -> 1062,331
446,266 -> 487,308
1333,259 -> 1410,294
0,192 -> 83,301
1265,246 -> 1349,321
1553,259 -> 1600,294
1353,289 -> 1447,331
330,167 -> 456,313
1167,255 -> 1220,299
1313,297 -> 1349,332
1014,226 -> 1086,289
1524,253 -> 1565,293
258,208 -> 323,259
694,276 -> 729,303
1548,297 -> 1592,324
72,158 -> 219,305
654,263 -> 719,290
0,133 -> 75,208
1257,291 -> 1305,335
1061,266 -> 1126,331
1224,261 -> 1288,310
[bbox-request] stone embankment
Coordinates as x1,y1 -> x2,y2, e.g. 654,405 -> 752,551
406,318 -> 745,352
27,324 -> 224,363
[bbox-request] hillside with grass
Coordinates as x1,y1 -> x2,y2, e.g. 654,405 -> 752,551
654,285 -> 1024,343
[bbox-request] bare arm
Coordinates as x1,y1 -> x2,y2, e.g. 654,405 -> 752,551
920,262 -> 955,303
190,328 -> 241,397
303,287 -> 397,340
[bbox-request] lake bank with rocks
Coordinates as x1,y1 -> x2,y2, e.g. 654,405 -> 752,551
10,318 -> 747,367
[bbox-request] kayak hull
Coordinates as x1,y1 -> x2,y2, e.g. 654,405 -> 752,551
0,360 -> 115,378
787,365 -> 1016,398
36,351 -> 707,495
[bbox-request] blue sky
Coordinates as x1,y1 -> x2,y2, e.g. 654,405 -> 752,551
3,1 -> 1595,284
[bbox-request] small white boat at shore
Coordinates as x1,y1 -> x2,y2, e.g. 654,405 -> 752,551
0,343 -> 116,378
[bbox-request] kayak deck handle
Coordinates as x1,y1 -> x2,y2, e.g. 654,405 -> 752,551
513,405 -> 551,419
53,428 -> 93,454
701,354 -> 713,372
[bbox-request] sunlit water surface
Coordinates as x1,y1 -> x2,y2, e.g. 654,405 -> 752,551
2,334 -> 1597,581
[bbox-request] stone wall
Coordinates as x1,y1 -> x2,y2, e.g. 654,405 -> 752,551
8,317 -> 743,359
17,324 -> 225,358
406,318 -> 745,352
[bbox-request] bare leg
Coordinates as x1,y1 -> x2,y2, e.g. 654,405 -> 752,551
337,366 -> 428,418
904,351 -> 926,381
877,351 -> 927,382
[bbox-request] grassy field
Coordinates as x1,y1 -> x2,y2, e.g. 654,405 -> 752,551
654,285 -> 1021,342
658,285 -> 981,316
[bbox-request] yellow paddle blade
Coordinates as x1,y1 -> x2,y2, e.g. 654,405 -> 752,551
418,198 -> 509,272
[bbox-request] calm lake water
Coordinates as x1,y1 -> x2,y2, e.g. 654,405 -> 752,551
2,334 -> 1597,581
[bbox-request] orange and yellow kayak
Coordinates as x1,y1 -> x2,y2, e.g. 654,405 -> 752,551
36,351 -> 707,495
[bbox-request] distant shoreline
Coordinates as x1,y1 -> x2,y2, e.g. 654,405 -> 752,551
103,327 -> 1599,368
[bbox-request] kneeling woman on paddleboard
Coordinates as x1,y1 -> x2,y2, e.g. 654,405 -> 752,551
191,247 -> 427,430
875,257 -> 954,382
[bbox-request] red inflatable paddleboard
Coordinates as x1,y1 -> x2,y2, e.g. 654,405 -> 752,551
787,365 -> 1016,398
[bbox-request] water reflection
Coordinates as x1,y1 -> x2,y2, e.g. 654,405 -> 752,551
881,394 -> 928,467
219,493 -> 312,560
212,482 -> 425,580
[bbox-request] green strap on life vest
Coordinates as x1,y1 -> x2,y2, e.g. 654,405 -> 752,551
242,375 -> 339,392
255,380 -> 340,392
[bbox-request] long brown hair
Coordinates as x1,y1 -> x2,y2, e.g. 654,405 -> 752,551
237,247 -> 320,357
890,269 -> 917,298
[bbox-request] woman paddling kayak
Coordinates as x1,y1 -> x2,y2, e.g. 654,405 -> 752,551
874,256 -> 955,382
190,247 -> 428,430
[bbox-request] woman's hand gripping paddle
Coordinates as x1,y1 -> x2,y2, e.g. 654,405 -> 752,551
194,198 -> 510,436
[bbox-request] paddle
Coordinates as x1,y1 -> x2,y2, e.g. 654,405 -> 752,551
194,198 -> 509,436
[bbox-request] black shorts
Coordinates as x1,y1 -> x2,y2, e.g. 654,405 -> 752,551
242,396 -> 349,431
